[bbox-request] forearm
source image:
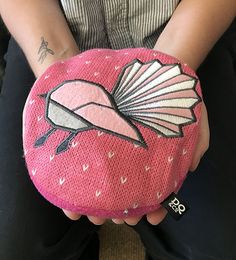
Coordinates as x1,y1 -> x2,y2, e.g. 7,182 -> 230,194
154,0 -> 236,70
0,0 -> 79,77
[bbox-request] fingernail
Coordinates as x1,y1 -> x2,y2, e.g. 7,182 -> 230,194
112,219 -> 124,224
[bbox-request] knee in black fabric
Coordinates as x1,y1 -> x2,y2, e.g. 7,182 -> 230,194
0,37 -> 100,260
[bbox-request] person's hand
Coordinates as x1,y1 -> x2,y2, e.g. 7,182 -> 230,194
62,102 -> 209,225
112,206 -> 168,225
62,210 -> 107,225
62,207 -> 168,225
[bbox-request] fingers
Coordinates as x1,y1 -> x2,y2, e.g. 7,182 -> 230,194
112,207 -> 167,226
62,209 -> 81,221
146,207 -> 168,225
189,102 -> 210,172
123,216 -> 143,225
62,208 -> 167,226
112,216 -> 143,226
62,209 -> 106,224
87,216 -> 106,225
112,216 -> 142,225
112,219 -> 125,224
88,215 -> 142,225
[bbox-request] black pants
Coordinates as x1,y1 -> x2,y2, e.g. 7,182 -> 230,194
1,22 -> 236,260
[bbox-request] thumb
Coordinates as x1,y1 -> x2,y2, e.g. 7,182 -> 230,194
62,209 -> 81,221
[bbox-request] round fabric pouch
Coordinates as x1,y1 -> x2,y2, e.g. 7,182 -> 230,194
22,48 -> 202,218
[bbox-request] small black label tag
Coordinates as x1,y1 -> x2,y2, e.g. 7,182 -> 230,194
161,193 -> 189,220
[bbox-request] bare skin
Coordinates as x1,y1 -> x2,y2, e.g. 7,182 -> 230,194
0,0 -> 80,77
37,37 -> 55,64
0,0 -> 235,225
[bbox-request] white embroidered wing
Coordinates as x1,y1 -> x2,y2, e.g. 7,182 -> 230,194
113,60 -> 201,137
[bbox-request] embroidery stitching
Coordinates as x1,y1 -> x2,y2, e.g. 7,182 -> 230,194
34,59 -> 201,154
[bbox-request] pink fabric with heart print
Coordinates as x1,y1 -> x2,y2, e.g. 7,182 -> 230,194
22,48 -> 202,218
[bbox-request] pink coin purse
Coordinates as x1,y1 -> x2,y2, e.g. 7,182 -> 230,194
22,48 -> 202,218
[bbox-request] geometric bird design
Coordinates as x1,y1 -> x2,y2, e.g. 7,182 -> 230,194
34,59 -> 201,154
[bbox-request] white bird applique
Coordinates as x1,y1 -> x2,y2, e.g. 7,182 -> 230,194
35,59 -> 201,154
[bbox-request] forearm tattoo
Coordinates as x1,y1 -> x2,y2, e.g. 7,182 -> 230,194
38,37 -> 55,64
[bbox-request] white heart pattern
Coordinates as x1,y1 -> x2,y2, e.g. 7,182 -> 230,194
123,209 -> 129,214
37,115 -> 43,122
168,156 -> 174,163
29,99 -> 35,105
108,151 -> 115,159
97,131 -> 104,136
96,190 -> 101,197
120,176 -> 127,184
82,164 -> 89,172
59,178 -> 65,185
50,154 -> 55,162
174,180 -> 178,188
71,141 -> 78,148
32,169 -> 37,176
133,203 -> 139,209
157,192 -> 162,199
145,165 -> 150,172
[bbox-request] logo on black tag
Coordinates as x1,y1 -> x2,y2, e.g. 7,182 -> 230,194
161,193 -> 189,220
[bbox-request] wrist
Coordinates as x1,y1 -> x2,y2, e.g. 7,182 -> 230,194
153,40 -> 198,71
34,46 -> 80,78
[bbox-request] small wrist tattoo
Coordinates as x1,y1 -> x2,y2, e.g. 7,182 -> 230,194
38,37 -> 55,64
